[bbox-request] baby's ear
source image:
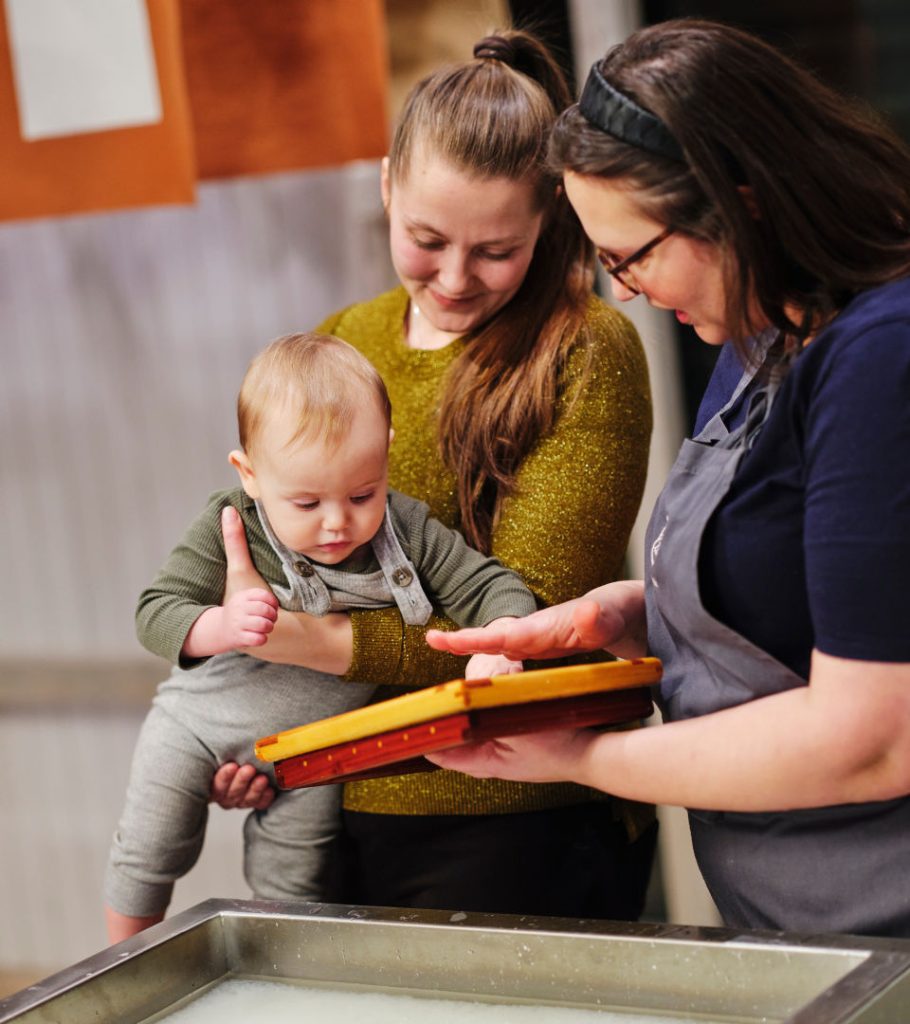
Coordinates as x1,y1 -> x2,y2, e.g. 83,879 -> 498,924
228,449 -> 260,499
388,426 -> 395,446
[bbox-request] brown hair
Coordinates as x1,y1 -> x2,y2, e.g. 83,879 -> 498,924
238,332 -> 391,456
389,30 -> 595,552
550,19 -> 910,350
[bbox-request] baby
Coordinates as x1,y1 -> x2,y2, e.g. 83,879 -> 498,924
104,332 -> 536,942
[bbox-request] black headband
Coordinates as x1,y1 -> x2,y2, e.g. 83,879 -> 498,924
578,62 -> 686,164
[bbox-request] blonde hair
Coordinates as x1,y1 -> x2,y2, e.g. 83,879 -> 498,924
237,332 -> 391,455
389,30 -> 593,552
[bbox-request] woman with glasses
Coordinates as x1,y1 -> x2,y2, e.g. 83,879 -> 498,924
209,30 -> 656,919
428,19 -> 910,938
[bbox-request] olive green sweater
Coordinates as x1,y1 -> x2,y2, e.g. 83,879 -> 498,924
318,288 -> 654,826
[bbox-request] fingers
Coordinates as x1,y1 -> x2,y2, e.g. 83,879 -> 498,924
238,599 -> 278,638
243,774 -> 276,811
221,506 -> 256,573
210,762 -> 276,810
222,510 -> 272,600
426,741 -> 500,776
571,598 -> 616,647
235,630 -> 271,647
428,729 -> 590,785
224,590 -> 279,647
427,616 -> 566,661
242,589 -> 280,612
426,625 -> 508,655
464,654 -> 523,680
210,762 -> 241,805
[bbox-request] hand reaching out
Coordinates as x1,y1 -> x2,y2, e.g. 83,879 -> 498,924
426,582 -> 647,662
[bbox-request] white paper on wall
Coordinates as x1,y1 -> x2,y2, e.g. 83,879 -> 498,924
6,0 -> 162,141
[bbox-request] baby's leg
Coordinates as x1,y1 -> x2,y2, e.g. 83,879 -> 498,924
158,653 -> 375,904
104,705 -> 214,918
243,783 -> 343,902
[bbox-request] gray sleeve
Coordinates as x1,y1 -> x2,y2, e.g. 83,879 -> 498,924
396,496 -> 538,627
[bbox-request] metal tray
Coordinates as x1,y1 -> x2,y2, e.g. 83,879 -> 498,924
3,899 -> 910,1023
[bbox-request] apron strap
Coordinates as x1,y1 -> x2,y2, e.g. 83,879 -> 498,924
370,504 -> 434,626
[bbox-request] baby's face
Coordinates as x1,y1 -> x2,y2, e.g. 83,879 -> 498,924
244,402 -> 390,565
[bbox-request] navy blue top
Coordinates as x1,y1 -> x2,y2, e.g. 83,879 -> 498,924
696,279 -> 910,678
693,341 -> 749,436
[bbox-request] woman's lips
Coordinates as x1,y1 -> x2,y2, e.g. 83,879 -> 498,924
428,288 -> 478,310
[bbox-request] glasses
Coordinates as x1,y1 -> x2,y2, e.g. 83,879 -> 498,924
597,226 -> 674,294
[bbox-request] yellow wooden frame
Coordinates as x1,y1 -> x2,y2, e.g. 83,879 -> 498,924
256,658 -> 662,762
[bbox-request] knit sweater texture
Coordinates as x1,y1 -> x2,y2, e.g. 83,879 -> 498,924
317,287 -> 654,822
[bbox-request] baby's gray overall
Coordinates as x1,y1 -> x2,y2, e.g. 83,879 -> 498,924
104,503 -> 433,917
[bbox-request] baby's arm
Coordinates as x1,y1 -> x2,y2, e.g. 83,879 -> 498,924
137,492 -> 284,666
181,587 -> 278,659
465,618 -> 523,679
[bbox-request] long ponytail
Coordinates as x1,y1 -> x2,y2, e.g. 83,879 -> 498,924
389,30 -> 594,551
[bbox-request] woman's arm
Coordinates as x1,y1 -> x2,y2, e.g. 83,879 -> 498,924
431,650 -> 910,811
221,506 -> 353,675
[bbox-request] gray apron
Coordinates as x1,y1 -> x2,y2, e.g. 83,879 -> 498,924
645,345 -> 910,937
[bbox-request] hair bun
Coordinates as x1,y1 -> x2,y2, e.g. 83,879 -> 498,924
473,35 -> 516,65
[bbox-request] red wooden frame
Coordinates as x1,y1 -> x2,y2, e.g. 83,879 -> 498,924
274,686 -> 653,789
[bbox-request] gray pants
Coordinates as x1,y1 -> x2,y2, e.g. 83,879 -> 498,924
104,652 -> 375,916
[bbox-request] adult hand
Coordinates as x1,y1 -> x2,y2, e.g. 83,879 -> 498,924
426,581 -> 647,662
210,762 -> 275,811
427,728 -> 597,785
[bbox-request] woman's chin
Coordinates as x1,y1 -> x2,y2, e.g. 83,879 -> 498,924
692,323 -> 729,346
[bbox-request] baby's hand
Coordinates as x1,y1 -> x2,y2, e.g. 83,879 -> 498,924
465,652 -> 524,680
219,588 -> 278,648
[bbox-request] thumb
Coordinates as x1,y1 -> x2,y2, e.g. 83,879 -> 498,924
571,598 -> 619,649
221,506 -> 255,573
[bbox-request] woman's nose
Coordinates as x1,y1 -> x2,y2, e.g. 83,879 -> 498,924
437,252 -> 471,293
609,275 -> 640,302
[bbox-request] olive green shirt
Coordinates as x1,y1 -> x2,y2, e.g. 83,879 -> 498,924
136,487 -> 537,666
